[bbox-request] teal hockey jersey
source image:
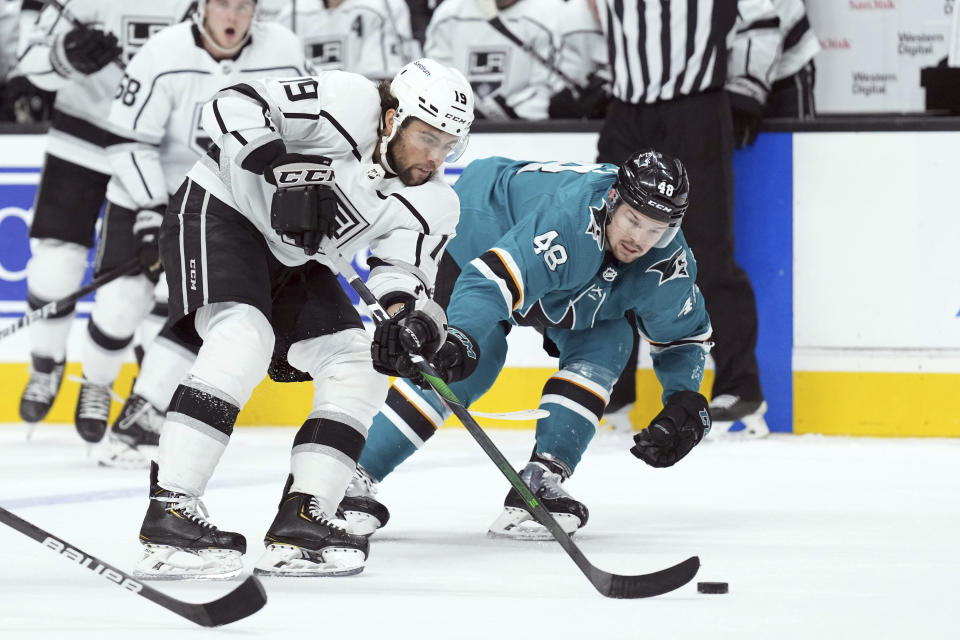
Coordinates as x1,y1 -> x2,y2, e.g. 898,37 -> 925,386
447,156 -> 712,399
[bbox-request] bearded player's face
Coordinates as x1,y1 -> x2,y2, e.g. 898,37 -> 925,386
386,118 -> 459,187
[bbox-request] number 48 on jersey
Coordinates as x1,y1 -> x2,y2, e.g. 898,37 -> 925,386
533,230 -> 567,271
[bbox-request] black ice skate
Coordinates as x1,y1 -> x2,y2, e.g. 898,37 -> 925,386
488,455 -> 589,541
99,393 -> 163,468
255,490 -> 369,577
74,377 -> 114,443
135,463 -> 246,580
707,394 -> 769,439
336,465 -> 390,537
19,354 -> 65,424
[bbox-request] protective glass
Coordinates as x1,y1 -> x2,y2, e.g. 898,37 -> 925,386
403,124 -> 469,163
611,205 -> 677,249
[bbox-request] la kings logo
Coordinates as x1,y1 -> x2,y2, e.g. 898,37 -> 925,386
646,247 -> 689,285
308,39 -> 346,68
121,17 -> 174,62
329,186 -> 370,247
469,50 -> 507,99
189,103 -> 213,155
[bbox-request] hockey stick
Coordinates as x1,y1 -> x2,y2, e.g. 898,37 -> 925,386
0,505 -> 266,626
329,249 -> 700,598
474,0 -> 589,96
472,408 -> 549,420
0,257 -> 143,343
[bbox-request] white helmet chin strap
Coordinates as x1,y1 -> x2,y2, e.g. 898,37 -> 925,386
378,113 -> 401,175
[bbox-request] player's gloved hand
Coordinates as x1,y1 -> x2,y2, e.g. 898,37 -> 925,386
371,299 -> 447,379
50,25 -> 121,77
265,153 -> 338,256
727,90 -> 764,149
133,208 -> 164,283
548,73 -> 612,119
422,326 -> 480,386
630,391 -> 710,468
0,76 -> 56,123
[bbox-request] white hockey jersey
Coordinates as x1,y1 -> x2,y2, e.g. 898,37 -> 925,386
0,0 -> 20,82
272,0 -> 417,81
105,21 -> 309,212
770,0 -> 819,81
552,0 -> 609,95
16,0 -> 194,172
725,0 -> 782,105
187,70 -> 459,303
424,0 -> 556,120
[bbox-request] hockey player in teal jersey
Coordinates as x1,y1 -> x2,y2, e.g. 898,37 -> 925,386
347,149 -> 714,539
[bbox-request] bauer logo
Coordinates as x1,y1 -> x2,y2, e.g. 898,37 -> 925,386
43,537 -> 143,593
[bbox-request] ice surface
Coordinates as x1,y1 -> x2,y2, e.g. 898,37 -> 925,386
0,425 -> 957,639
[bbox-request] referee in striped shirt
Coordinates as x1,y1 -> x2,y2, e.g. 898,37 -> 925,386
596,0 -> 781,428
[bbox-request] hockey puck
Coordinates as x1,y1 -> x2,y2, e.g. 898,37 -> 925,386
697,581 -> 729,594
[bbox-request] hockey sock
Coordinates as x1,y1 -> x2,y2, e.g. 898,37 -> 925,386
358,381 -> 448,482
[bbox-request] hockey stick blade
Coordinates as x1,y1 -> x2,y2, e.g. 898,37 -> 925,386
425,375 -> 700,598
471,409 -> 550,420
590,555 -> 700,599
328,250 -> 699,598
0,505 -> 267,626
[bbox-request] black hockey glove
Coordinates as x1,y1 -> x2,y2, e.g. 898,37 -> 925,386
630,391 -> 711,468
425,326 -> 480,385
266,154 -> 338,256
0,76 -> 56,123
548,73 -> 611,120
51,25 -> 121,77
728,90 -> 764,149
133,208 -> 164,283
372,299 -> 447,379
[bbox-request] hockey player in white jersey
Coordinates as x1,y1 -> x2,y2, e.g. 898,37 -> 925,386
15,0 -> 194,429
272,0 -> 418,80
425,0 -> 556,120
76,0 -> 309,462
134,58 -> 474,578
546,0 -> 611,119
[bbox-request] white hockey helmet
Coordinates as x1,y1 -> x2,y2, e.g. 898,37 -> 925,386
381,58 -> 475,164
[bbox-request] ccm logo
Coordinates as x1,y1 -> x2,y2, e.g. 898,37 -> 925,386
646,199 -> 672,212
279,169 -> 330,184
445,113 -> 468,124
43,537 -> 143,593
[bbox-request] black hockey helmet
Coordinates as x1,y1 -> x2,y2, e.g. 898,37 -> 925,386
611,149 -> 689,248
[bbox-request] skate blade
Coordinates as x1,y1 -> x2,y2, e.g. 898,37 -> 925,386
707,415 -> 770,440
341,511 -> 383,537
253,543 -> 365,577
133,544 -> 243,580
487,507 -> 579,541
97,438 -> 156,469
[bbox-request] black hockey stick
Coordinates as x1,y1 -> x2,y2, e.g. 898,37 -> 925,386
0,257 -> 143,342
0,505 -> 266,626
328,250 -> 700,598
